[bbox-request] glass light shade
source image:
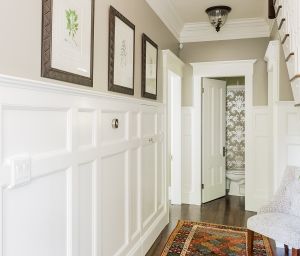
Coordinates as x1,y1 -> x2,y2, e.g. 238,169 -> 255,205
206,6 -> 232,32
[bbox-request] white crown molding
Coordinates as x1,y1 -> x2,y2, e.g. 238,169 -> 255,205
146,1 -> 273,43
180,18 -> 271,43
145,0 -> 184,39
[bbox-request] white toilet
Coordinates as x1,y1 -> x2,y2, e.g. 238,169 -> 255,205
226,170 -> 245,196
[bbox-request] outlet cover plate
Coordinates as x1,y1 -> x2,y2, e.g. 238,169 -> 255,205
9,155 -> 31,189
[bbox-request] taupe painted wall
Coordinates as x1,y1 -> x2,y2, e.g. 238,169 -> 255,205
270,24 -> 294,101
0,0 -> 178,102
180,38 -> 270,106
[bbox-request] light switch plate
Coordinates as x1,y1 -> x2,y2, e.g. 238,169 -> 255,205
9,155 -> 31,189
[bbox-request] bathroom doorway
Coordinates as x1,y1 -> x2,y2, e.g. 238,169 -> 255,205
202,77 -> 246,203
192,60 -> 256,210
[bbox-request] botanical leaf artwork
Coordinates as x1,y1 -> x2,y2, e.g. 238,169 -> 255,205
226,87 -> 245,170
65,9 -> 79,45
149,57 -> 154,77
120,40 -> 128,68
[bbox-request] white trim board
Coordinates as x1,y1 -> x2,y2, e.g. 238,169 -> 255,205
162,50 -> 185,206
0,73 -> 163,107
191,60 -> 257,77
191,60 -> 260,211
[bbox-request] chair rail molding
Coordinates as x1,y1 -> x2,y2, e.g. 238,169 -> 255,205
0,74 -> 167,256
0,74 -> 162,107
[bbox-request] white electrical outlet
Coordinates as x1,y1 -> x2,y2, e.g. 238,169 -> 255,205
9,155 -> 31,189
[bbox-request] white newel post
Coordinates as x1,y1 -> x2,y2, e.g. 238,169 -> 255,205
265,40 -> 280,193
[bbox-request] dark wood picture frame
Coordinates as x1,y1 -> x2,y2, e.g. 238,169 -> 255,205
108,6 -> 135,95
41,0 -> 95,87
141,34 -> 158,100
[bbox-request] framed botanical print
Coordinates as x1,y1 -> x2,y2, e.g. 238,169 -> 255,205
141,34 -> 158,100
41,0 -> 95,87
108,6 -> 135,95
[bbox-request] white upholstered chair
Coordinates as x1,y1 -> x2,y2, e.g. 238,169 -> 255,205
247,166 -> 300,256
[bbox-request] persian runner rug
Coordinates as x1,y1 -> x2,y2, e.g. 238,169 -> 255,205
161,221 -> 273,256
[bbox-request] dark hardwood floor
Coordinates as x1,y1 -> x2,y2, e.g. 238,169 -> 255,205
147,196 -> 286,256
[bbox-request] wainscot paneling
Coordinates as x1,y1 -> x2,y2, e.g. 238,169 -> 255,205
181,107 -> 198,204
245,107 -> 272,212
276,102 -> 300,190
0,75 -> 167,256
247,103 -> 300,211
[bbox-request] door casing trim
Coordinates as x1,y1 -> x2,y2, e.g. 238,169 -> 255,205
191,60 -> 257,208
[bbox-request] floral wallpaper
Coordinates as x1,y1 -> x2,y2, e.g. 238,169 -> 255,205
226,86 -> 245,170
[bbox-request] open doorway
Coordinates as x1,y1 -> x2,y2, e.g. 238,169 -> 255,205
162,50 -> 185,206
192,60 -> 256,210
202,77 -> 246,203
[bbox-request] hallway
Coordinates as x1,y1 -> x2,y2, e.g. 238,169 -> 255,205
1,0 -> 300,255
148,196 -> 285,255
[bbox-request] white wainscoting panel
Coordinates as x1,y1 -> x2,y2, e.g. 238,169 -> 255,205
246,107 -> 272,212
78,162 -> 94,256
0,75 -> 167,256
3,170 -> 67,256
276,102 -> 300,190
181,107 -> 201,205
2,107 -> 68,159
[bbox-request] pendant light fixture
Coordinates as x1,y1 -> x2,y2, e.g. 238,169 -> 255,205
206,6 -> 232,32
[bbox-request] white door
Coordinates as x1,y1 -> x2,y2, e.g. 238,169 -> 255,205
168,70 -> 182,204
202,78 -> 226,203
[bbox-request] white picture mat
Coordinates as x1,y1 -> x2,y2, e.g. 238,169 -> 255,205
145,42 -> 157,94
52,0 -> 92,77
113,17 -> 134,89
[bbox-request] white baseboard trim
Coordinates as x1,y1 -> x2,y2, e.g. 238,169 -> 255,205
182,192 -> 201,206
140,209 -> 169,255
127,241 -> 142,256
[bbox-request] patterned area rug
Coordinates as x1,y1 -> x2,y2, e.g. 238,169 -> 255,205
161,221 -> 273,256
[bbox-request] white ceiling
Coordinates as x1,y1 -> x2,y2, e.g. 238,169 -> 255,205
170,0 -> 268,23
145,0 -> 272,43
